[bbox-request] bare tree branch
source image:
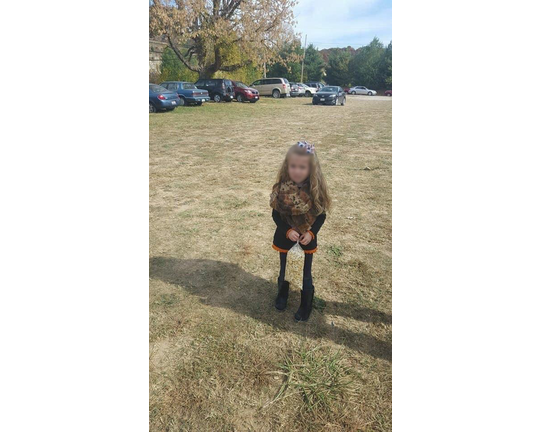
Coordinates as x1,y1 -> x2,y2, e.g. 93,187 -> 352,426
166,34 -> 201,73
224,0 -> 242,18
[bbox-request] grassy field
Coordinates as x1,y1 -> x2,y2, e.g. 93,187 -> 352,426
150,95 -> 392,431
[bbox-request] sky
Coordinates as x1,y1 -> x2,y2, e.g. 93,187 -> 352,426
293,0 -> 392,49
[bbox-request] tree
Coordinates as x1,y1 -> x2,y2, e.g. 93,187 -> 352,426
149,0 -> 297,79
325,49 -> 351,86
303,44 -> 325,82
160,46 -> 199,82
267,42 -> 303,81
348,37 -> 386,89
381,41 -> 392,87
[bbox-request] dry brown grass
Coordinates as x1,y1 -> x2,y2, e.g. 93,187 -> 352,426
150,95 -> 392,431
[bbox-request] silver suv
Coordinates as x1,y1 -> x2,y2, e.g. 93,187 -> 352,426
250,77 -> 291,98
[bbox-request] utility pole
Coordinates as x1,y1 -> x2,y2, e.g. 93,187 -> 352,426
300,34 -> 307,83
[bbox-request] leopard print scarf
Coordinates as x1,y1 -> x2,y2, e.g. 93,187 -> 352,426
270,180 -> 318,234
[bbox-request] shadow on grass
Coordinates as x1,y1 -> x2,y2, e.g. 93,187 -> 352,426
323,301 -> 392,324
150,257 -> 391,362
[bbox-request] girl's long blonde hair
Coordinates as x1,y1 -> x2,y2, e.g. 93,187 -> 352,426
273,143 -> 331,214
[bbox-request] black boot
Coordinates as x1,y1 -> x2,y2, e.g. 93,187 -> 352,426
294,284 -> 314,322
275,279 -> 290,311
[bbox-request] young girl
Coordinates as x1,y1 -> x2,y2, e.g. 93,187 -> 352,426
269,141 -> 331,322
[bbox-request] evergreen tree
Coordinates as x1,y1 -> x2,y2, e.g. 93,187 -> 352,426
348,37 -> 386,89
303,44 -> 325,82
325,50 -> 351,86
381,42 -> 392,87
268,43 -> 303,81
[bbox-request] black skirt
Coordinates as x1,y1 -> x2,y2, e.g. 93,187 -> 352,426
272,228 -> 318,254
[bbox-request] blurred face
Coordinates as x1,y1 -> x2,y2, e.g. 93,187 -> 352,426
288,153 -> 310,184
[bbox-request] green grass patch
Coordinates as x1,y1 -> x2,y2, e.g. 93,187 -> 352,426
268,345 -> 359,415
328,244 -> 344,258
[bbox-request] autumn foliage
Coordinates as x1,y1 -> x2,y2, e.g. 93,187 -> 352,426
150,0 -> 299,78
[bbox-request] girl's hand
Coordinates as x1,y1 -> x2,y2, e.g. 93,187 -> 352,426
299,232 -> 313,245
288,230 -> 300,242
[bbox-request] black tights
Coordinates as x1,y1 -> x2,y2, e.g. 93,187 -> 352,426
278,252 -> 287,284
278,252 -> 313,287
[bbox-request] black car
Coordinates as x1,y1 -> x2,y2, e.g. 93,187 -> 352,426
312,86 -> 346,106
193,78 -> 235,102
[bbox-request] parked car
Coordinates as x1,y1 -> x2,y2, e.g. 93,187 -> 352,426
231,81 -> 260,103
348,86 -> 377,96
250,77 -> 291,98
385,90 -> 392,96
159,81 -> 210,106
298,83 -> 318,97
305,81 -> 325,91
149,84 -> 181,113
193,78 -> 235,102
289,82 -> 305,97
312,86 -> 346,106
343,86 -> 350,93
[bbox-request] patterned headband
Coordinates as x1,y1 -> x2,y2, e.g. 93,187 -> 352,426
297,140 -> 315,154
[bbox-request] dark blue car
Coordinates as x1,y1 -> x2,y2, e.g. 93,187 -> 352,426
149,84 -> 181,113
160,81 -> 210,106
